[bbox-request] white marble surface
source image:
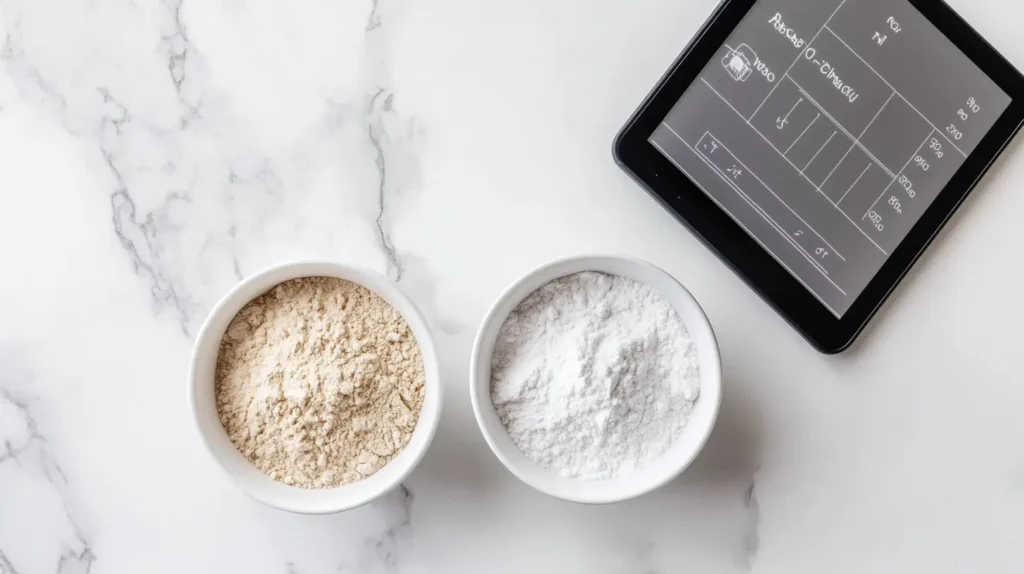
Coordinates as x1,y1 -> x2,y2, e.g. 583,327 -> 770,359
1,0 -> 1023,571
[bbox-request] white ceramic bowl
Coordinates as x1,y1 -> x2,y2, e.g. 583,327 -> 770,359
469,255 -> 721,504
188,260 -> 442,514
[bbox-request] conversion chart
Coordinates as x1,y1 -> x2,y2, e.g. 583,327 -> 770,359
650,0 -> 1010,316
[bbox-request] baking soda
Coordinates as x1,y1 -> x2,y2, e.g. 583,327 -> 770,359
490,272 -> 700,480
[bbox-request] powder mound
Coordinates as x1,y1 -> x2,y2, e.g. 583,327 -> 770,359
215,277 -> 425,489
490,271 -> 700,480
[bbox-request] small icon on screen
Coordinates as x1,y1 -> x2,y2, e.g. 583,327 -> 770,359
722,44 -> 756,82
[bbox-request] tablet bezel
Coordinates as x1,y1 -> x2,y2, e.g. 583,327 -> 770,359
614,0 -> 1024,353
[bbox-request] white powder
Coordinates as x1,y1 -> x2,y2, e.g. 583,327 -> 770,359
490,271 -> 700,480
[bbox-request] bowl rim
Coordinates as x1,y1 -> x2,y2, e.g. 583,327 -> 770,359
187,259 -> 442,514
469,254 -> 722,504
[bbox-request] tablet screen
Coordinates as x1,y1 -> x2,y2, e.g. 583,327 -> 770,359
650,0 -> 1011,317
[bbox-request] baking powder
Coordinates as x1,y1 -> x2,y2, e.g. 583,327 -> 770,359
490,271 -> 700,480
215,277 -> 425,489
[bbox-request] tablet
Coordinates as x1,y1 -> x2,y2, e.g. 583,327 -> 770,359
615,0 -> 1024,353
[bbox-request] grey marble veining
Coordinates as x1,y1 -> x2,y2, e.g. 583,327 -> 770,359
1,363 -> 94,574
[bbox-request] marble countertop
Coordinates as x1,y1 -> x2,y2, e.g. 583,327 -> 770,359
2,0 -> 1023,572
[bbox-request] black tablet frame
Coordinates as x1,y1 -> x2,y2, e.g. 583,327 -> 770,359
614,0 -> 1024,353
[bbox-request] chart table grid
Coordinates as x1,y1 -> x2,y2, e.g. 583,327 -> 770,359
699,77 -> 890,255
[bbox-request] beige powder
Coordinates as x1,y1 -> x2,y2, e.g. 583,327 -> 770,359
215,277 -> 425,488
